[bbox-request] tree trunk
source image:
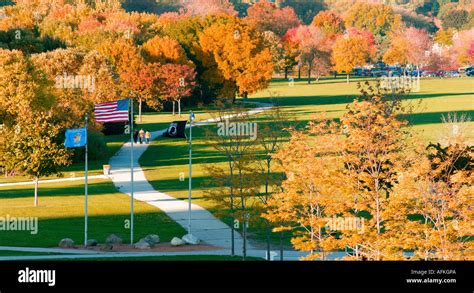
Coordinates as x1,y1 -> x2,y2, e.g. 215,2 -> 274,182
280,231 -> 284,261
346,74 -> 350,84
138,98 -> 142,123
298,64 -> 301,80
307,63 -> 312,84
284,67 -> 288,79
229,161 -> 235,256
178,99 -> 181,118
239,168 -> 246,260
172,100 -> 175,116
334,71 -> 337,79
34,177 -> 39,207
265,159 -> 271,260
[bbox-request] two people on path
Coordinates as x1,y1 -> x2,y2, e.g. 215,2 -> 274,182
134,129 -> 151,144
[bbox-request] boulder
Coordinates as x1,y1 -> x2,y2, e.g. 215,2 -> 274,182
86,239 -> 98,247
58,238 -> 74,248
144,234 -> 160,245
105,234 -> 123,245
134,239 -> 152,250
171,237 -> 185,246
182,234 -> 200,245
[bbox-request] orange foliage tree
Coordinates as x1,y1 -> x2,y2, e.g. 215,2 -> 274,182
199,17 -> 273,102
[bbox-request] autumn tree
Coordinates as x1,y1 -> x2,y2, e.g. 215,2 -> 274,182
245,1 -> 300,37
441,9 -> 469,30
337,86 -> 409,260
388,142 -> 473,260
332,34 -> 374,83
383,27 -> 431,77
159,15 -> 226,103
262,31 -> 286,75
199,17 -> 273,102
2,112 -> 70,207
311,10 -> 344,37
344,2 -> 399,37
0,49 -> 53,125
141,35 -> 191,66
293,25 -> 332,84
279,27 -> 299,80
255,102 -> 292,259
203,105 -> 261,259
264,114 -> 347,260
434,27 -> 455,46
452,29 -> 474,66
281,0 -> 325,25
156,63 -> 197,117
98,37 -> 151,122
31,48 -> 120,128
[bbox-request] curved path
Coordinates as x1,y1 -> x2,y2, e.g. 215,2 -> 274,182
108,103 -> 272,250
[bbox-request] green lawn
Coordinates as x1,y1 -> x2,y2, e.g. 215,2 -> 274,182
139,76 -> 474,246
0,179 -> 186,247
0,250 -> 72,256
250,77 -> 474,142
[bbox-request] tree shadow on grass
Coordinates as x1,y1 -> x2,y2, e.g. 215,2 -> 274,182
249,92 -> 471,107
400,110 -> 474,126
0,181 -> 118,199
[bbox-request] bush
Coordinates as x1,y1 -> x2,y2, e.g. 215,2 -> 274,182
71,131 -> 108,162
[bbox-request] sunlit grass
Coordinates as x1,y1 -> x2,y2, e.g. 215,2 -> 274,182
0,179 -> 185,247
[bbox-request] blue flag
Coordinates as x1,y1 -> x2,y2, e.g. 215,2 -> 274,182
64,128 -> 87,148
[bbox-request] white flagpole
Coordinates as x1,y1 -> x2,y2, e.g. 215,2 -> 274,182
84,114 -> 89,248
130,98 -> 134,245
188,111 -> 194,235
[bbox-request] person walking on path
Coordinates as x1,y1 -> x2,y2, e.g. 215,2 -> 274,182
139,128 -> 145,144
133,130 -> 138,144
145,130 -> 151,144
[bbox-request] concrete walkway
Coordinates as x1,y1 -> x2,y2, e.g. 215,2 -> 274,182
0,246 -> 346,261
109,104 -> 272,250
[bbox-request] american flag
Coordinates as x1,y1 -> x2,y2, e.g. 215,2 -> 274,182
94,99 -> 130,123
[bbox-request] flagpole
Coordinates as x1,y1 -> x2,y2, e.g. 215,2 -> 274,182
188,111 -> 193,235
84,114 -> 89,248
130,97 -> 134,245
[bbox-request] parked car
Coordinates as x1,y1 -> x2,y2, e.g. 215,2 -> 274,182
445,70 -> 460,78
373,61 -> 388,70
382,70 -> 401,77
408,70 -> 421,77
352,68 -> 364,76
362,68 -> 371,76
434,70 -> 445,77
465,67 -> 474,76
421,71 -> 436,77
371,70 -> 385,77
